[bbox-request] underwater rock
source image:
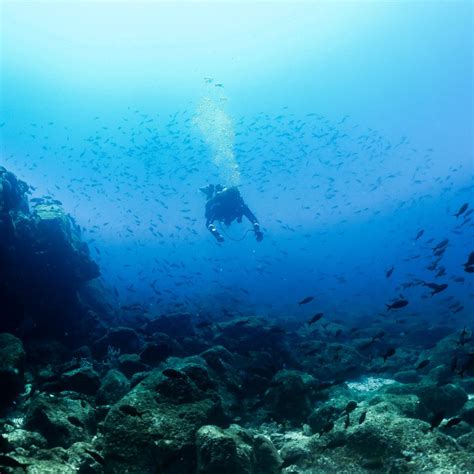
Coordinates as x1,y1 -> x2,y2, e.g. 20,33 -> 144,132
181,363 -> 217,392
139,333 -> 183,365
102,366 -> 226,473
60,366 -> 101,396
308,403 -> 344,435
196,425 -> 254,474
346,403 -> 433,457
66,441 -> 105,474
342,400 -> 474,471
33,201 -> 99,282
25,393 -> 96,448
393,369 -> 420,384
460,399 -> 474,426
273,430 -> 315,470
457,431 -> 474,451
0,333 -> 26,408
0,168 -> 100,339
368,392 -> 428,420
417,383 -> 468,417
27,340 -> 69,371
96,369 -> 130,405
264,370 -> 315,424
199,345 -> 235,373
301,342 -> 367,382
118,354 -> 149,378
0,441 -> 105,473
213,317 -> 286,356
0,166 -> 29,215
1,428 -> 47,451
179,336 -> 211,355
253,433 -> 283,474
196,424 -> 281,474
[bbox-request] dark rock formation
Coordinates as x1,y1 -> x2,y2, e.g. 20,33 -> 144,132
0,166 -> 100,340
0,333 -> 25,408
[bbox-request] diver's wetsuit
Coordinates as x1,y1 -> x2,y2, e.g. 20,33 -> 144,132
204,186 -> 263,243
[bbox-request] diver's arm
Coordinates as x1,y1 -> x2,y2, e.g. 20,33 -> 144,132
206,217 -> 224,242
242,205 -> 263,241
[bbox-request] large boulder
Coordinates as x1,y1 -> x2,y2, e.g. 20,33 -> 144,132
196,425 -> 253,474
32,201 -> 99,284
0,333 -> 26,407
0,167 -> 29,215
213,317 -> 287,356
0,168 -> 100,338
96,369 -> 130,405
139,333 -> 183,365
416,383 -> 468,417
102,364 -> 227,473
60,365 -> 101,396
264,370 -> 315,424
196,424 -> 281,474
25,393 -> 96,448
0,441 -> 104,474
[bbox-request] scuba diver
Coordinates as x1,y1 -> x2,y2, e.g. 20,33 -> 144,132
200,184 -> 263,243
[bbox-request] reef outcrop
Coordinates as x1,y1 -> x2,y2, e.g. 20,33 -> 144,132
0,166 -> 100,339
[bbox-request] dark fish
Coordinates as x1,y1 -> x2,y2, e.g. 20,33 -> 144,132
345,400 -> 358,413
344,413 -> 350,429
298,296 -> 315,305
416,359 -> 430,370
385,267 -> 394,278
68,416 -> 84,428
433,247 -> 447,257
454,202 -> 468,218
320,420 -> 334,434
358,411 -> 367,424
119,404 -> 144,417
423,282 -> 448,295
429,411 -> 445,430
464,251 -> 474,267
433,239 -> 449,251
386,299 -> 409,310
196,320 -> 212,329
382,347 -> 396,362
414,229 -> 424,240
84,450 -> 106,466
435,267 -> 446,277
308,313 -> 324,325
445,417 -> 462,428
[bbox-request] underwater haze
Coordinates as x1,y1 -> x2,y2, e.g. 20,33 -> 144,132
1,2 -> 474,473
1,1 -> 472,320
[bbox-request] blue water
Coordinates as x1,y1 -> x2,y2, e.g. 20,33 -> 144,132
1,2 -> 472,323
